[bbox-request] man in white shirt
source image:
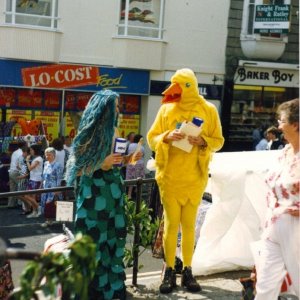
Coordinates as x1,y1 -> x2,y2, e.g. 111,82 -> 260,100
8,141 -> 26,208
63,136 -> 73,153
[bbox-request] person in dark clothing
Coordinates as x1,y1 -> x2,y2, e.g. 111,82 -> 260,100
266,126 -> 284,150
0,152 -> 10,194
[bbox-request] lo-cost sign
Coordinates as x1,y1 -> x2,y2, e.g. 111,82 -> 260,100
0,60 -> 150,95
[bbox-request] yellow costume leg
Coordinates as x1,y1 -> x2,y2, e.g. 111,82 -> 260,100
181,201 -> 199,267
163,199 -> 181,268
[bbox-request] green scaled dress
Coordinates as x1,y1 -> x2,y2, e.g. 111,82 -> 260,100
75,167 -> 127,300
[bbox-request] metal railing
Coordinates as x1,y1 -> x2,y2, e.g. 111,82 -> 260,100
0,177 -> 157,286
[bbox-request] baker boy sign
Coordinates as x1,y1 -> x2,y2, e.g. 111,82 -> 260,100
235,64 -> 299,88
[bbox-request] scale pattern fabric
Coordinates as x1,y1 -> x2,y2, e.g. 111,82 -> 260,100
75,168 -> 127,300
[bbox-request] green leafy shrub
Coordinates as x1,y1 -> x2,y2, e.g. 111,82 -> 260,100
11,196 -> 159,298
11,234 -> 96,300
124,196 -> 160,269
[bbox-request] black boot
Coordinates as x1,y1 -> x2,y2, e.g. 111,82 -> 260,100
112,285 -> 127,300
174,256 -> 183,274
159,267 -> 177,294
181,266 -> 201,292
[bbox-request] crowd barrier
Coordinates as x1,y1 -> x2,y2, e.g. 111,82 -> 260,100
0,177 -> 156,286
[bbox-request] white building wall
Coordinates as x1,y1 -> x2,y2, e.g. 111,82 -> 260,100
0,0 -> 230,160
57,0 -> 230,78
163,0 -> 230,76
0,0 -> 230,75
0,0 -> 230,74
58,0 -> 119,66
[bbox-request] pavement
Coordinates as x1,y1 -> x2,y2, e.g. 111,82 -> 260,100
0,202 -> 252,300
125,270 -> 250,300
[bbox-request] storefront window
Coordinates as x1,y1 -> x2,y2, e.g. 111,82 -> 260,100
118,0 -> 165,39
44,90 -> 60,109
118,95 -> 141,138
228,85 -> 298,150
76,93 -> 92,111
18,89 -> 43,108
231,85 -> 288,125
0,87 -> 141,143
65,92 -> 76,110
5,0 -> 58,29
120,95 -> 140,114
0,88 -> 16,107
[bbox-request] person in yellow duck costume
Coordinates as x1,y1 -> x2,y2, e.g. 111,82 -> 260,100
147,68 -> 224,294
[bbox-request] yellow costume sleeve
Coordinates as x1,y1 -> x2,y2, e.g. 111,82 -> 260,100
200,102 -> 224,153
147,105 -> 171,171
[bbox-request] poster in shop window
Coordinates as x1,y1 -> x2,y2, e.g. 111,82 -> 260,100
118,114 -> 140,139
6,109 -> 32,137
64,112 -> 77,140
35,111 -> 59,143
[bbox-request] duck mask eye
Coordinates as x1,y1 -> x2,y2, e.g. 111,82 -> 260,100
186,83 -> 191,88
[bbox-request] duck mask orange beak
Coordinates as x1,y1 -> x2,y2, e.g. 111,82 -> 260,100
161,83 -> 182,104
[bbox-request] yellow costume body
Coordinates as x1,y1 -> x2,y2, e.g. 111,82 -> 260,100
147,68 -> 224,268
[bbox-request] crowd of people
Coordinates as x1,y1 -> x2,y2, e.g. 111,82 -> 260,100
0,73 -> 298,300
0,127 -> 146,226
1,136 -> 72,226
253,123 -> 286,151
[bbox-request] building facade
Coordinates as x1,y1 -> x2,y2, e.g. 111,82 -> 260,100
0,0 -> 229,155
0,0 -> 298,154
222,0 -> 299,151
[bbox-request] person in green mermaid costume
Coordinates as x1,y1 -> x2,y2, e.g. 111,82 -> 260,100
65,90 -> 140,300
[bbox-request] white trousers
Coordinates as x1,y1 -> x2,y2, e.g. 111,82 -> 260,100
255,214 -> 300,300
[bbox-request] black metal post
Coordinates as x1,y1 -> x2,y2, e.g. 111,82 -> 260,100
132,177 -> 143,286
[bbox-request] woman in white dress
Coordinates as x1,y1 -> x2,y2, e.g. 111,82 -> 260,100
20,144 -> 44,218
255,98 -> 299,299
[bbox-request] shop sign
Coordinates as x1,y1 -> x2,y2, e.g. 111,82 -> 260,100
254,4 -> 290,34
22,64 -> 99,89
198,85 -> 222,99
235,67 -> 298,88
150,81 -> 222,100
0,60 -> 150,95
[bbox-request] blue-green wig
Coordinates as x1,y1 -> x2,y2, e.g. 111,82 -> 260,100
65,89 -> 119,186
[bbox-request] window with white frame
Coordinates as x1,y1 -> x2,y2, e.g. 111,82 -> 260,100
118,0 -> 164,39
5,0 -> 58,29
245,0 -> 289,38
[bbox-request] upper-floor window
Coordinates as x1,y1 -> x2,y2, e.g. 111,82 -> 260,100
5,0 -> 58,29
118,0 -> 164,39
